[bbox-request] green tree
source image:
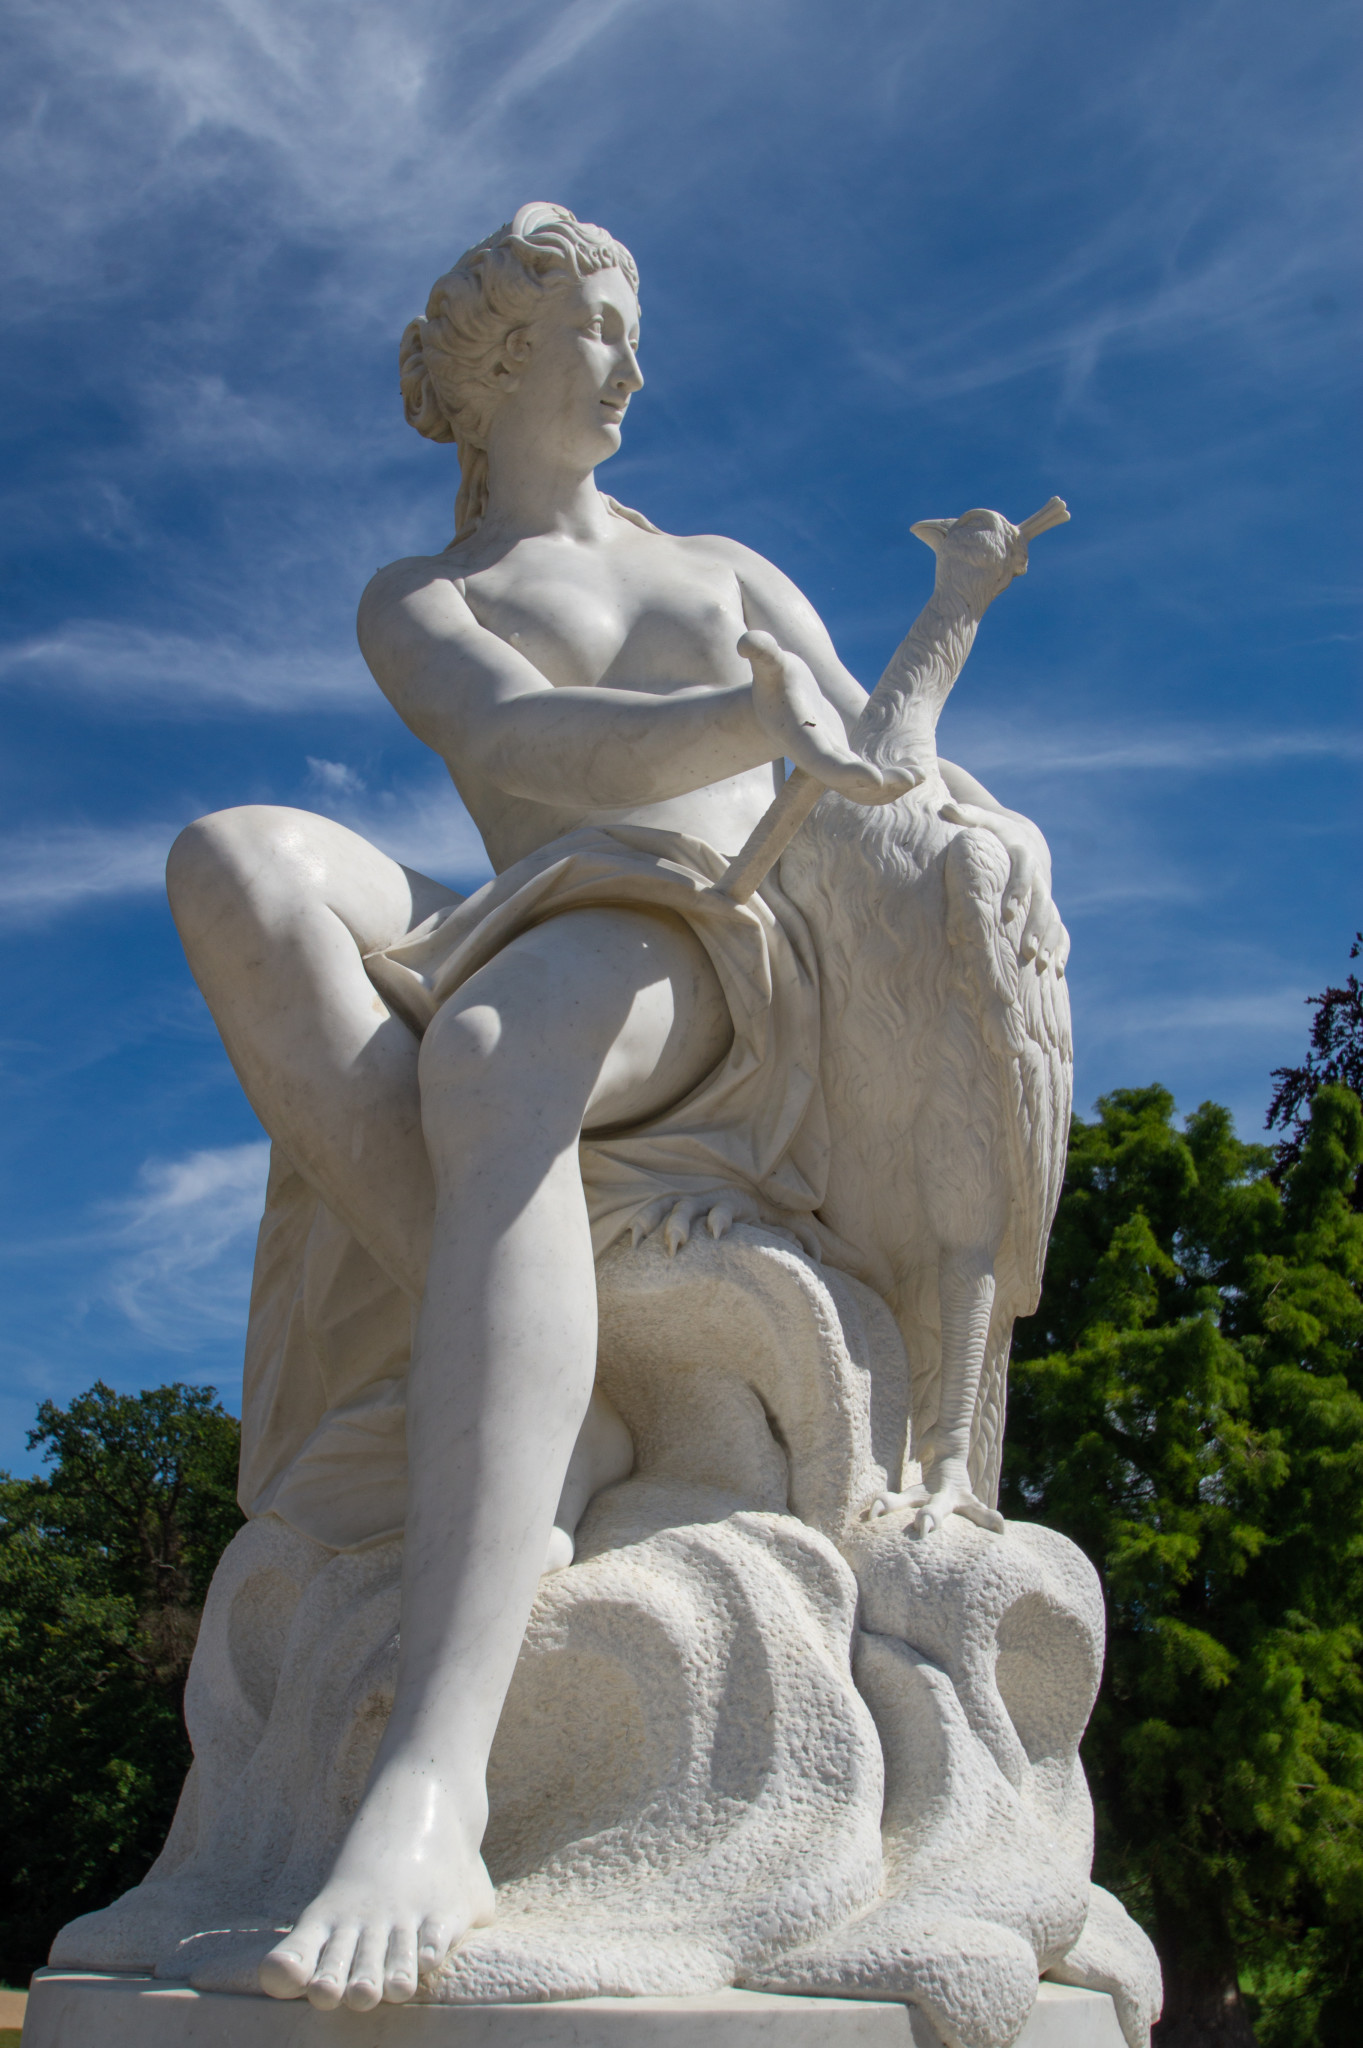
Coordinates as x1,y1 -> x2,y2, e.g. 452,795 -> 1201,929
1002,1083 -> 1363,2048
0,1382 -> 242,1985
1267,933 -> 1363,1198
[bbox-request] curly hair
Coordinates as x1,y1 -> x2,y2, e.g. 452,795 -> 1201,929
400,203 -> 640,542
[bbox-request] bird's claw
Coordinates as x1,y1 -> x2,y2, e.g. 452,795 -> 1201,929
909,1462 -> 1005,1538
864,1484 -> 929,1520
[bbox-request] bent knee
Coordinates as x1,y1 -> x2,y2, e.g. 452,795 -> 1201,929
418,998 -> 509,1098
417,997 -> 585,1161
166,806 -> 320,937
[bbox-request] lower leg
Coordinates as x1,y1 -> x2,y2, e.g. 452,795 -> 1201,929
260,907 -> 731,2010
914,1249 -> 1004,1535
261,1143 -> 596,2009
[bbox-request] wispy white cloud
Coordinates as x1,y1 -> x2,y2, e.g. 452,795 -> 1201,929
951,720 -> 1363,779
100,1140 -> 271,1347
1082,986 -> 1312,1045
0,769 -> 493,928
0,621 -> 372,710
309,772 -> 494,888
1,0 -> 665,318
306,755 -> 366,796
0,818 -> 176,921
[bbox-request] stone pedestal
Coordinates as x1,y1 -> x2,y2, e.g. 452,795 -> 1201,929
24,1972 -> 1125,2046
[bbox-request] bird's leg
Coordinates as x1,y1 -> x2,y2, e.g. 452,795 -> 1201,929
913,1247 -> 1005,1537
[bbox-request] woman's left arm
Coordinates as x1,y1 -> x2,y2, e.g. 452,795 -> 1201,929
935,762 -> 1068,972
699,537 -> 870,739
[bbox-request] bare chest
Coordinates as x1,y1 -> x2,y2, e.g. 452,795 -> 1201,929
457,535 -> 747,692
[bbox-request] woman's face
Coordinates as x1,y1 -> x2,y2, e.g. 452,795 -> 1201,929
493,266 -> 642,474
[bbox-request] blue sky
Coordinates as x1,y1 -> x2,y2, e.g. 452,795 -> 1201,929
1,0 -> 1359,1472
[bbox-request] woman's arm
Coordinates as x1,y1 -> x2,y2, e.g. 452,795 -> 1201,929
700,537 -> 870,738
936,760 -> 1068,970
357,559 -> 886,810
938,760 -> 1047,859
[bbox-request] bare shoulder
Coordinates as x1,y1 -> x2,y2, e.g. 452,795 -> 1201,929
677,531 -> 833,639
677,531 -> 820,611
673,530 -> 781,581
361,550 -> 467,613
357,550 -> 473,653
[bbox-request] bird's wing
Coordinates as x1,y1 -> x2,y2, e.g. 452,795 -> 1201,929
943,827 -> 1074,1504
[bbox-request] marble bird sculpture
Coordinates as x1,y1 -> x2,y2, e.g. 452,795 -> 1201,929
733,503 -> 1074,1537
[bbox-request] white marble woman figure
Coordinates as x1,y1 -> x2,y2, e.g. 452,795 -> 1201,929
166,204 -> 1046,2015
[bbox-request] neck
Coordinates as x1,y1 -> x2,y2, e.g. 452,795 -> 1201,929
480,430 -> 612,544
853,587 -> 979,783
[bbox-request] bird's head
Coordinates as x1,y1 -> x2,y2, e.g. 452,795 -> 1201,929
910,499 -> 1068,617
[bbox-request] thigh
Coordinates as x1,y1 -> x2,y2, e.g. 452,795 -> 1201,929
419,906 -> 733,1149
170,803 -> 461,959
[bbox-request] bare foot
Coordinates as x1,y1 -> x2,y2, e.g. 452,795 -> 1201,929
911,1458 -> 1005,1538
259,1766 -> 496,2010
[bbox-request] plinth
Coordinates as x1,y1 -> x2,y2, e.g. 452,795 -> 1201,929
23,1973 -> 1126,2045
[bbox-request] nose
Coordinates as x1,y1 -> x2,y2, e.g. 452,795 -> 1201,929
614,339 -> 643,394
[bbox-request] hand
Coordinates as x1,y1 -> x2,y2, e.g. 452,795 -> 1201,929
739,632 -> 917,805
941,800 -> 1070,973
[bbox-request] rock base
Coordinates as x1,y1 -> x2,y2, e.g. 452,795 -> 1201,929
24,1971 -> 1125,2047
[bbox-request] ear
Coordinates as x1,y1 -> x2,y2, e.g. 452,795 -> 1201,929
503,326 -> 533,365
910,518 -> 955,550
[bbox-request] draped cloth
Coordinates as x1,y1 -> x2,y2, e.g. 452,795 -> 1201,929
364,823 -> 830,1255
237,822 -> 831,1551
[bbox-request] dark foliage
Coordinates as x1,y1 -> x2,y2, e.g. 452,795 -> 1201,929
0,1383 -> 242,1985
1003,1084 -> 1363,2048
1268,934 -> 1363,1197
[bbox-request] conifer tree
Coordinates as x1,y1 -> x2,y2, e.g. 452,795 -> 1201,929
1003,1084 -> 1363,2048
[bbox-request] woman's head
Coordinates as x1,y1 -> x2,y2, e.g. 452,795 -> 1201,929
400,203 -> 640,539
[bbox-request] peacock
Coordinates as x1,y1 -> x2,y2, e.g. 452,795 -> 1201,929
726,502 -> 1074,1536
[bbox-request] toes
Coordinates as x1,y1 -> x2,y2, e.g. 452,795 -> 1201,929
707,1202 -> 734,1239
307,1925 -> 359,2010
258,1941 -> 313,2000
344,1925 -> 389,2011
417,1916 -> 456,1978
663,1200 -> 693,1255
629,1198 -> 668,1248
384,1925 -> 419,2004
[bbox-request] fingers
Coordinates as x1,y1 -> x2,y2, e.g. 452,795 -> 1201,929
740,631 -> 912,805
1019,891 -> 1052,963
736,628 -> 780,666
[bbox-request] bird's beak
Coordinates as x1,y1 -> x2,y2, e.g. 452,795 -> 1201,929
910,518 -> 955,550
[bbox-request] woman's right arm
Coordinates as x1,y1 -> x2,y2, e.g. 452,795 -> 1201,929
358,562 -> 890,810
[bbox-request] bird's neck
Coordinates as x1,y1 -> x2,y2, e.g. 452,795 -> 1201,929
853,589 -> 979,781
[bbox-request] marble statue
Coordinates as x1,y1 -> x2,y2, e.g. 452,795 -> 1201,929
44,205 -> 1161,2048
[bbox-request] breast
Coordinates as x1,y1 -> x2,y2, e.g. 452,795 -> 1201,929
466,543 -> 749,695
